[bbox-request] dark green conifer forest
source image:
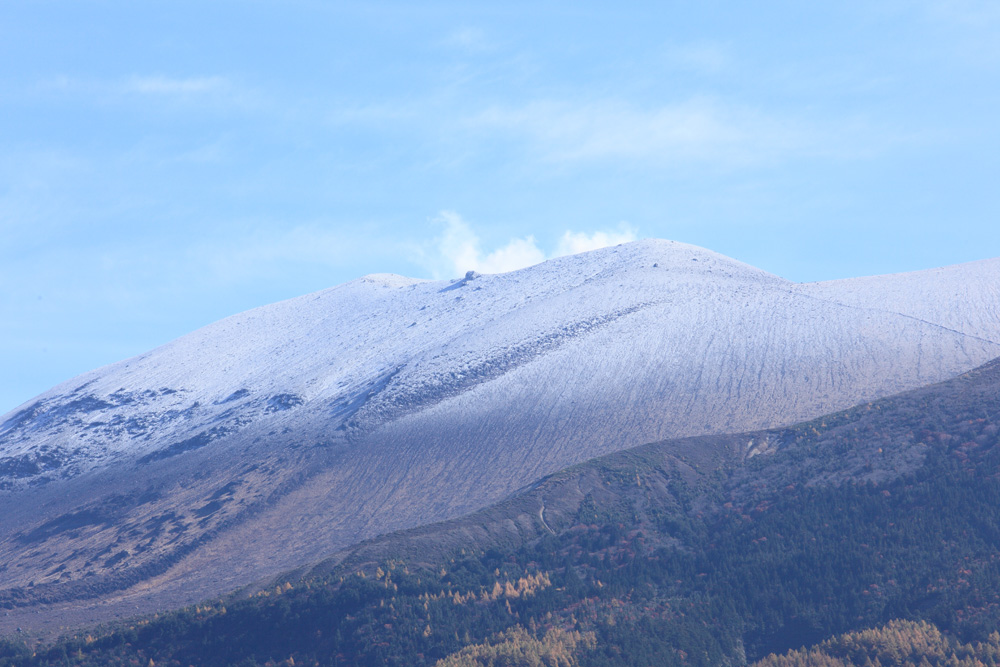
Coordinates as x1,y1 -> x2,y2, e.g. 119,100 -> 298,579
2,361 -> 999,666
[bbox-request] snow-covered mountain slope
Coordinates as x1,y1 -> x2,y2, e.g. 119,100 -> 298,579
1,239 -> 999,621
799,256 -> 1000,342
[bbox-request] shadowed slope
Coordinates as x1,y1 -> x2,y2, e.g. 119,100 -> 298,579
0,240 -> 998,628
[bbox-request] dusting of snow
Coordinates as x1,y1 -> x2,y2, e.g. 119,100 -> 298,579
1,239 -> 998,499
799,257 -> 1000,343
358,273 -> 427,289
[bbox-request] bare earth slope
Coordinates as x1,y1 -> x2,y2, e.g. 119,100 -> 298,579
1,240 -> 998,630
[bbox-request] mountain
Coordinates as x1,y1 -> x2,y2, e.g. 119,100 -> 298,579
5,352 -> 1000,665
1,240 -> 999,628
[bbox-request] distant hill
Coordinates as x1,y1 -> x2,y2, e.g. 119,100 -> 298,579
2,240 -> 999,630
4,354 -> 1000,665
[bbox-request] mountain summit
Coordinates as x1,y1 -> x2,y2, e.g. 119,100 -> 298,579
2,239 -> 999,624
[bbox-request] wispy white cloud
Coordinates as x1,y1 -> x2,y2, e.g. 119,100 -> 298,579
420,211 -> 638,279
37,74 -> 254,110
171,141 -> 227,164
326,101 -> 415,126
923,0 -> 1000,24
124,75 -> 230,95
187,224 -> 369,283
915,0 -> 1000,64
43,74 -> 232,97
442,26 -> 492,52
468,98 -> 870,166
667,43 -> 730,73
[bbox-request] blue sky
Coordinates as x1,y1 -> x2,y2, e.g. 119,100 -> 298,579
2,1 -> 1000,413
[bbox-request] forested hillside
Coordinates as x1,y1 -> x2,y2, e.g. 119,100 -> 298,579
2,358 -> 999,666
753,620 -> 1000,666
